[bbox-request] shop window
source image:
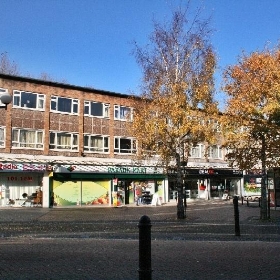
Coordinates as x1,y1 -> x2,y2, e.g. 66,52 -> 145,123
84,135 -> 109,153
114,105 -> 133,121
84,101 -> 109,118
49,131 -> 78,150
114,137 -> 136,154
51,96 -> 79,114
12,128 -> 44,149
13,90 -> 45,110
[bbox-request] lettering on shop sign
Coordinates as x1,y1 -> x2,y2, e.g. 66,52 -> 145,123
199,169 -> 217,175
0,163 -> 46,171
7,176 -> 33,181
233,170 -> 243,175
108,167 -> 147,174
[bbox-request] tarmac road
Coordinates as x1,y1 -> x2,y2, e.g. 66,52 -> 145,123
0,238 -> 279,280
0,200 -> 279,279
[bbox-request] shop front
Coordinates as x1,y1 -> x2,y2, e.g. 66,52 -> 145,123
0,162 -> 45,207
50,164 -> 167,207
168,167 -> 243,200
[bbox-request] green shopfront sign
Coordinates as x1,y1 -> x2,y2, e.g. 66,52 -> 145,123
107,166 -> 164,174
108,166 -> 147,174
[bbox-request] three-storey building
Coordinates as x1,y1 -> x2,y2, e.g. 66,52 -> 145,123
0,73 -> 243,208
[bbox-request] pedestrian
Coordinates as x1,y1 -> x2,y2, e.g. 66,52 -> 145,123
135,184 -> 142,206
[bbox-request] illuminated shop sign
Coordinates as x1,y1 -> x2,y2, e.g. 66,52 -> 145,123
0,163 -> 46,171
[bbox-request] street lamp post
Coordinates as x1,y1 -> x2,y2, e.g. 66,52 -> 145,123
176,132 -> 190,219
0,91 -> 12,109
176,152 -> 186,219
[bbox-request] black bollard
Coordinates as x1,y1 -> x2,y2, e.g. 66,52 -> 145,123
233,196 -> 240,236
138,215 -> 152,280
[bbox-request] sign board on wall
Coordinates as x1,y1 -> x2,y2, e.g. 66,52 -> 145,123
0,163 -> 46,172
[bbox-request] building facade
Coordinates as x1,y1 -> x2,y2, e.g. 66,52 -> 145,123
0,73 -> 243,208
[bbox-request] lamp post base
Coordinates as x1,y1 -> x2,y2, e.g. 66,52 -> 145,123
177,196 -> 186,219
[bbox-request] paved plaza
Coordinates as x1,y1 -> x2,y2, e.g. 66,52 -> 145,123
0,200 -> 279,279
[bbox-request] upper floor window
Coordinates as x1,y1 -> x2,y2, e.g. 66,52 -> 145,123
51,96 -> 78,114
13,90 -> 45,110
114,105 -> 132,121
208,145 -> 222,159
49,131 -> 78,150
84,101 -> 109,118
84,134 -> 109,153
0,126 -> 5,147
190,144 -> 204,158
12,128 -> 44,149
114,137 -> 136,154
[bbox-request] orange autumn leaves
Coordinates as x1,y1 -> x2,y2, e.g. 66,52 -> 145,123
222,47 -> 280,170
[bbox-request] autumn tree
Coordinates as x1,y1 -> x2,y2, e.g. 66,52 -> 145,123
130,3 -> 218,218
222,47 -> 280,220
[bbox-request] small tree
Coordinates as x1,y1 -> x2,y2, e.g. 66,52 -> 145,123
0,52 -> 20,75
130,3 -> 218,218
222,46 -> 280,220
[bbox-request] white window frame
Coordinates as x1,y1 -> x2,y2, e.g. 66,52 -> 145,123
84,134 -> 109,153
84,101 -> 109,118
12,90 -> 45,110
190,144 -> 204,158
0,126 -> 5,147
208,145 -> 222,159
51,96 -> 79,114
49,131 -> 78,151
114,105 -> 133,121
12,128 -> 44,149
114,137 -> 136,154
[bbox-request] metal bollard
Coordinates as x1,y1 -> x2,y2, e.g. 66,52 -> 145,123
233,196 -> 240,236
138,215 -> 152,280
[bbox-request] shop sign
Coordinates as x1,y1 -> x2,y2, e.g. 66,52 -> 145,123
108,166 -> 147,174
199,169 -> 217,175
0,163 -> 46,171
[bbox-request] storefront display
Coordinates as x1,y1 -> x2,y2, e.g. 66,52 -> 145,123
50,164 -> 167,207
0,163 -> 45,207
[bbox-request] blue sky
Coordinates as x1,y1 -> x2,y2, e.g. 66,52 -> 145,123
1,0 -> 280,107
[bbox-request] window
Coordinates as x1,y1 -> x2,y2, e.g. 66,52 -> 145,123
208,145 -> 222,159
49,132 -> 78,150
0,126 -> 5,147
51,96 -> 79,114
84,101 -> 109,118
13,90 -> 45,110
190,144 -> 204,158
114,105 -> 132,121
12,128 -> 43,148
84,135 -> 109,153
114,137 -> 136,154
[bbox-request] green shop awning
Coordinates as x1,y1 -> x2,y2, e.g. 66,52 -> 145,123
53,173 -> 166,180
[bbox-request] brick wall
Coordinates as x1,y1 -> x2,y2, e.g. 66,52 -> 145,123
0,74 -> 138,159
